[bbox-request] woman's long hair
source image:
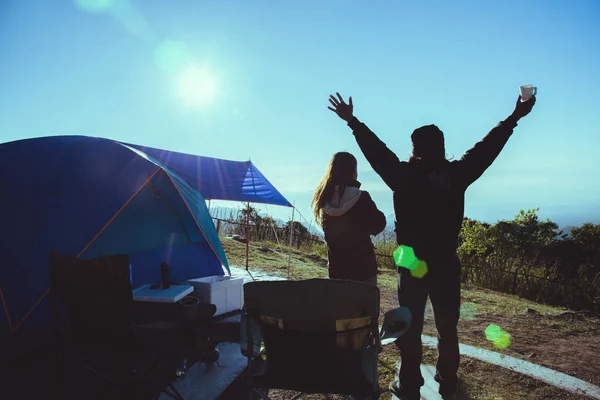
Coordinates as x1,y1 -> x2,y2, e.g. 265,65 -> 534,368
311,152 -> 357,227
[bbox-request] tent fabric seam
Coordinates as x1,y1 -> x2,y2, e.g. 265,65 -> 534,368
145,179 -> 193,243
11,289 -> 50,333
0,285 -> 13,331
164,173 -> 230,275
0,286 -> 50,333
77,167 -> 162,258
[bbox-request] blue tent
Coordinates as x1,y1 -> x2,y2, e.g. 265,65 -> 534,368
123,142 -> 292,207
122,142 -> 294,271
0,136 -> 228,341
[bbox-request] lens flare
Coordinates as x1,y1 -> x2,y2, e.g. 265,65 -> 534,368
459,302 -> 478,320
410,260 -> 428,278
485,323 -> 512,349
485,324 -> 502,341
393,245 -> 419,270
154,40 -> 191,74
74,0 -> 115,13
494,331 -> 512,349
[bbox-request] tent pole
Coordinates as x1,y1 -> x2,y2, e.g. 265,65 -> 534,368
271,221 -> 280,245
287,202 -> 295,279
245,202 -> 250,271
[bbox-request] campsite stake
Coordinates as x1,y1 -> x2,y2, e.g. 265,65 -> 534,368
287,202 -> 295,279
245,202 -> 250,271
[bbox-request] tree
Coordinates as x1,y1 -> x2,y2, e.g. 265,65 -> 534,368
234,204 -> 262,237
261,216 -> 280,229
570,223 -> 600,252
458,217 -> 492,258
258,216 -> 280,241
569,223 -> 600,297
511,208 -> 562,248
284,221 -> 309,237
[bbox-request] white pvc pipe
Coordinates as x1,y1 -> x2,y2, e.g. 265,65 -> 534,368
420,335 -> 600,399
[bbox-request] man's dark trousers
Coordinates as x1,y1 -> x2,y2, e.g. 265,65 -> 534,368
395,254 -> 461,395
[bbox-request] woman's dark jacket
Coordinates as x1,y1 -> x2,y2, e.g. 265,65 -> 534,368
322,181 -> 387,281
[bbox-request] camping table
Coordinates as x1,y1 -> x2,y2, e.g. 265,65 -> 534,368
133,284 -> 194,303
132,284 -> 200,325
132,284 -> 196,325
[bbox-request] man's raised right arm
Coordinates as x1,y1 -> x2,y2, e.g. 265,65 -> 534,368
348,117 -> 406,191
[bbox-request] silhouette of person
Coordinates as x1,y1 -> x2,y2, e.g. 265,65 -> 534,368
328,92 -> 536,399
312,152 -> 386,284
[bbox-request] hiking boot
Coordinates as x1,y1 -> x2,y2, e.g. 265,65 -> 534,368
434,373 -> 459,399
389,381 -> 420,400
440,384 -> 459,399
440,391 -> 458,400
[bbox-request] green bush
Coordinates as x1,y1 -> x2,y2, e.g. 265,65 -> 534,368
458,209 -> 599,311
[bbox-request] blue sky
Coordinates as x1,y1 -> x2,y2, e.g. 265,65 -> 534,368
1,0 -> 599,229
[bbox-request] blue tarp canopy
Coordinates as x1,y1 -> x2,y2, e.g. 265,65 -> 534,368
0,135 -> 229,341
124,142 -> 292,207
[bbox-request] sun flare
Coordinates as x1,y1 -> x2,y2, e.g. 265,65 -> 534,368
177,65 -> 218,108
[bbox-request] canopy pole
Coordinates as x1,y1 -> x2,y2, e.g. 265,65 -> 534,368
245,202 -> 250,271
263,204 -> 281,245
287,202 -> 295,279
271,221 -> 280,245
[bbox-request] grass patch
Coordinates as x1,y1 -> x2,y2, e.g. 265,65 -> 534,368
222,237 -> 328,280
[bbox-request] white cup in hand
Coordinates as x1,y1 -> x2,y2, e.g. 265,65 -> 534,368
520,85 -> 537,101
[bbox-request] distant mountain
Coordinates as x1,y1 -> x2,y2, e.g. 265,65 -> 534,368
207,204 -> 322,235
559,225 -> 577,236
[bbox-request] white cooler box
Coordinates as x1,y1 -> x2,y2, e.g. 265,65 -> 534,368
185,275 -> 243,316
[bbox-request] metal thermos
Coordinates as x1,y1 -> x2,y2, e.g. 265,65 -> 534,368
161,262 -> 170,289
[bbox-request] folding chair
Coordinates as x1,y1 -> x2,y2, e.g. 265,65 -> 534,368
242,279 -> 381,399
49,251 -> 184,400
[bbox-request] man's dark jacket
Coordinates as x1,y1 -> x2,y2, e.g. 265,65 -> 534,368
348,116 -> 519,267
322,181 -> 386,281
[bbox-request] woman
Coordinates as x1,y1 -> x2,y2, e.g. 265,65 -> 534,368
311,152 -> 387,284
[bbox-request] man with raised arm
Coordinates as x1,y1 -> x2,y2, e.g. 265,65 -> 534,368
327,92 -> 536,400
